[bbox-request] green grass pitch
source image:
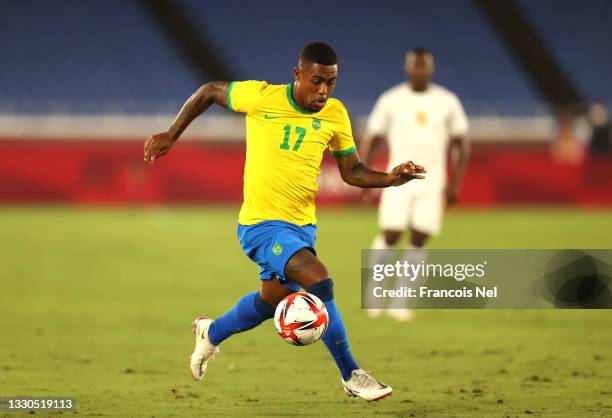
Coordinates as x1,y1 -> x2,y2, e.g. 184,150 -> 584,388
1,207 -> 611,417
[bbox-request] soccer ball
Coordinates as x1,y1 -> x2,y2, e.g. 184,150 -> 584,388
274,292 -> 329,346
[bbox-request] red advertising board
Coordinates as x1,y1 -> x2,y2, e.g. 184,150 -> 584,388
0,140 -> 610,206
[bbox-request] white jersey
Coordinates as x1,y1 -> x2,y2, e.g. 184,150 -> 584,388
366,82 -> 469,191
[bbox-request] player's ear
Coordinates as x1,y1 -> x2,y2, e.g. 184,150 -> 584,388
293,66 -> 301,82
427,54 -> 435,75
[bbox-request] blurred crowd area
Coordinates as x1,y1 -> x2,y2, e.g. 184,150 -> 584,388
0,0 -> 610,205
1,0 -> 611,117
567,103 -> 612,161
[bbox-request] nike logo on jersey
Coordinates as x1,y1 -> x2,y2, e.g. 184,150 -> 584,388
264,114 -> 282,119
335,337 -> 347,345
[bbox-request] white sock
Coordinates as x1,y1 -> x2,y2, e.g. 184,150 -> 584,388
365,234 -> 393,308
388,246 -> 428,309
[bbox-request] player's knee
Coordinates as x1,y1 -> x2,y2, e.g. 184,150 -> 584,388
297,264 -> 328,288
285,248 -> 328,288
383,230 -> 402,246
259,289 -> 286,307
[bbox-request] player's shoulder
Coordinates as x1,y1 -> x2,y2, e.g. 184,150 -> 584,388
325,97 -> 350,118
233,80 -> 286,95
379,82 -> 408,100
233,79 -> 267,88
429,83 -> 461,101
372,83 -> 409,108
326,97 -> 347,111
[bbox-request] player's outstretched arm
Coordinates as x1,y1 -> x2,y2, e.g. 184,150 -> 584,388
144,81 -> 230,164
334,151 -> 426,188
357,133 -> 386,201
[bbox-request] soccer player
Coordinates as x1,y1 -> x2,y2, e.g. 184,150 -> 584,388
360,48 -> 469,321
143,42 -> 426,401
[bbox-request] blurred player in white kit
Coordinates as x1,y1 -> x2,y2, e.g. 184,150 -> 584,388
361,48 -> 470,321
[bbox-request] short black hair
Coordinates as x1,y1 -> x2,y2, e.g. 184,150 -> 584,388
409,47 -> 432,56
299,42 -> 338,66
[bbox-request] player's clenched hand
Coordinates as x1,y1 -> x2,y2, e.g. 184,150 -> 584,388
388,161 -> 426,186
144,132 -> 175,164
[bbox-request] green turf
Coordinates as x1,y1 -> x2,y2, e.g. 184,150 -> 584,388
1,207 -> 612,417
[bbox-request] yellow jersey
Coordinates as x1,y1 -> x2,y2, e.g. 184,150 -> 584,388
227,80 -> 356,226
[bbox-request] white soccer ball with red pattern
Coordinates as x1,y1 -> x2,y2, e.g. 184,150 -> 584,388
274,292 -> 329,346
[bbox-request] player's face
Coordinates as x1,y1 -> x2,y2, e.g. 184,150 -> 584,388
406,53 -> 434,91
294,63 -> 338,111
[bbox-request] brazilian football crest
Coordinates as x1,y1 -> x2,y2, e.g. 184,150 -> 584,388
272,243 -> 283,255
312,118 -> 321,131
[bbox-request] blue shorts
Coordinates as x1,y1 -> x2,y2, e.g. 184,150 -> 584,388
237,220 -> 317,291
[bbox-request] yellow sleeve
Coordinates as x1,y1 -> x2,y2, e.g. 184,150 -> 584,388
226,80 -> 268,114
329,104 -> 357,156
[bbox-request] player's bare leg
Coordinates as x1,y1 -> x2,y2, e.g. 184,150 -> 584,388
410,228 -> 429,248
286,249 -> 392,401
384,230 -> 402,246
260,276 -> 294,305
284,248 -> 329,288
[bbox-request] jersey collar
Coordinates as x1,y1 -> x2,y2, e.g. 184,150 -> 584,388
286,83 -> 318,115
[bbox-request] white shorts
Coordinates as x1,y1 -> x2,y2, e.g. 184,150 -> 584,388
378,186 -> 444,235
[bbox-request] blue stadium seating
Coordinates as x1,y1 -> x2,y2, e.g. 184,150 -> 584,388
8,0 -> 607,116
517,0 -> 612,104
0,0 -> 201,114
179,0 -> 546,115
